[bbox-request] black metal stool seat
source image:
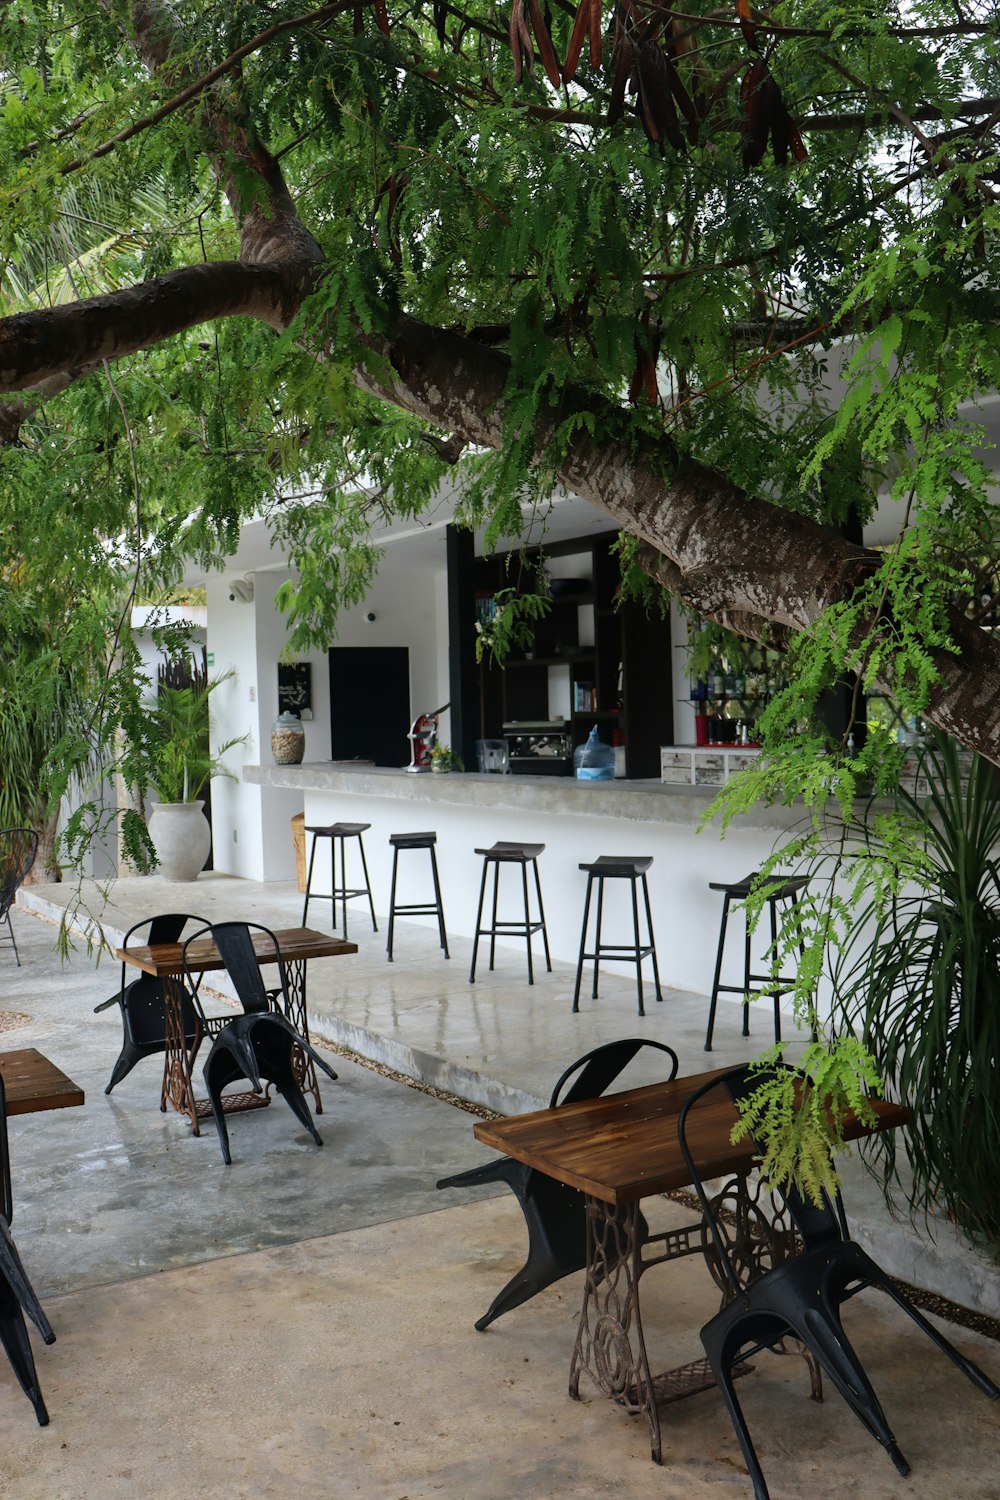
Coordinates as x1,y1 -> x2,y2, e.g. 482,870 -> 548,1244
470,842 -> 551,985
704,870 -> 810,1052
302,821 -> 378,940
387,832 -> 449,962
573,856 -> 663,1016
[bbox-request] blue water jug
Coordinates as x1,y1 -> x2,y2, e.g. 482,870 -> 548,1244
574,726 -> 615,781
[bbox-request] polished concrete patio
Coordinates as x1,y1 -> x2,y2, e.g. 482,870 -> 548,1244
1,874 -> 997,1497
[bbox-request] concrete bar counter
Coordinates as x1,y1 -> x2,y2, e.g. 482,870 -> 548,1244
246,763 -> 814,998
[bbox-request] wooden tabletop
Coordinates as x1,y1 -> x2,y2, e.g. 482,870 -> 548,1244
117,925 -> 358,976
0,1047 -> 86,1116
474,1070 -> 911,1205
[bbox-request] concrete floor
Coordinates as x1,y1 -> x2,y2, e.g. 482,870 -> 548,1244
2,874 -> 998,1497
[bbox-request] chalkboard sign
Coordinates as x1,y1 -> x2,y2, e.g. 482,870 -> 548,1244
278,661 -> 312,719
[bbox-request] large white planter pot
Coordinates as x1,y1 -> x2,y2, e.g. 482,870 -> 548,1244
147,800 -> 211,882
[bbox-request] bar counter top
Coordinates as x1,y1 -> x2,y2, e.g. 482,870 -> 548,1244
244,760 -> 813,834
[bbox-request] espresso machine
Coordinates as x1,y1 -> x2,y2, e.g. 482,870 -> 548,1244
405,702 -> 449,772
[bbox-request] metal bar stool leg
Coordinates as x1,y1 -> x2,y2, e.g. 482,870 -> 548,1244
488,860 -> 500,972
573,874 -> 595,1012
469,859 -> 490,983
741,899 -> 752,1038
521,859 -> 535,985
336,834 -> 348,939
705,893 -> 731,1052
789,891 -> 818,1041
769,895 -> 782,1044
532,858 -> 552,973
358,834 -> 378,933
591,877 -> 606,999
429,846 -> 450,957
630,875 -> 645,1017
641,874 -> 663,1004
302,835 -> 319,925
386,845 -> 400,961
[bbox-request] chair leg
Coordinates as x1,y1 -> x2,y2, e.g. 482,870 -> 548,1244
875,1279 -> 1000,1400
572,876 -> 594,1012
266,1047 -> 324,1147
532,859 -> 552,972
641,874 -> 663,1003
203,1052 -> 234,1166
700,1325 -> 772,1500
705,894 -> 731,1051
0,1280 -> 49,1425
630,876 -> 645,1017
469,859 -> 489,983
0,1223 -> 55,1346
3,913 -> 22,969
386,846 -> 400,961
104,1041 -> 145,1095
430,847 -> 450,957
521,860 -> 535,985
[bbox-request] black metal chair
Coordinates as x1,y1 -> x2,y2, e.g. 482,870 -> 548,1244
436,1038 -> 679,1330
0,1075 -> 56,1425
93,913 -> 206,1095
677,1064 -> 1000,1500
0,828 -> 39,968
183,922 -> 338,1165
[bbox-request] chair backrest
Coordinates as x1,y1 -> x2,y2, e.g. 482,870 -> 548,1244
550,1038 -> 680,1108
184,922 -> 286,1015
677,1064 -> 849,1300
0,828 -> 38,920
121,912 -> 207,986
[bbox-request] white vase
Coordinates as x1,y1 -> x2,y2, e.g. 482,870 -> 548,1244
147,800 -> 212,882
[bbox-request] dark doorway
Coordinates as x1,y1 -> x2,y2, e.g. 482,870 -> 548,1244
329,647 -> 411,766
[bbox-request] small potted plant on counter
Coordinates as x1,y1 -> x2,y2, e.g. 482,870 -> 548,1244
430,744 -> 463,774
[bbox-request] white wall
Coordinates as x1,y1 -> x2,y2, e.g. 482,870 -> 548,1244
207,557 -> 448,880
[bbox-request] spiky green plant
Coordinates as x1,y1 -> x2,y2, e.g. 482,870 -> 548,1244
829,731 -> 1000,1252
146,665 -> 246,805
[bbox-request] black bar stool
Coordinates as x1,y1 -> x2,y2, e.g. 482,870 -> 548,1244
301,822 -> 378,940
704,871 -> 810,1051
470,842 -> 551,985
386,832 -> 450,962
573,856 -> 663,1016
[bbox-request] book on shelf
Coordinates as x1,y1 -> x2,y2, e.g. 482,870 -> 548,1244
573,681 -> 595,712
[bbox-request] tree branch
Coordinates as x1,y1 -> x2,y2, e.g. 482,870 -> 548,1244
0,262 -> 309,392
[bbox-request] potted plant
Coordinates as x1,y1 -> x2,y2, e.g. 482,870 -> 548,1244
145,670 -> 246,881
430,744 -> 463,774
828,730 -> 1000,1253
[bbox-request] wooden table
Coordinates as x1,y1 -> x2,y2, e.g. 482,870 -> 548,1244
117,926 -> 356,1136
475,1070 -> 910,1462
1,1047 -> 85,1222
0,1048 -> 85,1116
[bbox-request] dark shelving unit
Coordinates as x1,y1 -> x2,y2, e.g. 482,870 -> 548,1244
461,532 -> 672,778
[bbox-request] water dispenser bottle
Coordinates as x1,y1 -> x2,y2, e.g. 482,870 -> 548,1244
573,726 -> 615,781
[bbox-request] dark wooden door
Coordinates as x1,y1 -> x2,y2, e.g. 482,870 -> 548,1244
328,647 -> 411,766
